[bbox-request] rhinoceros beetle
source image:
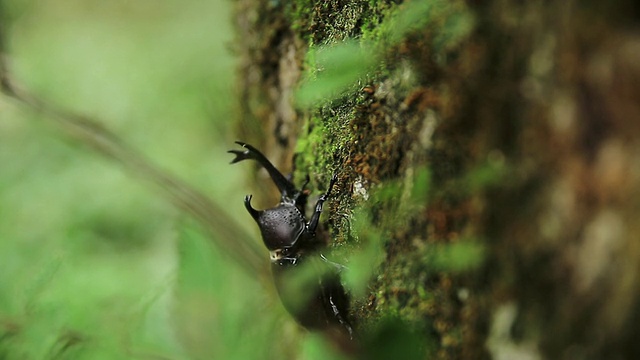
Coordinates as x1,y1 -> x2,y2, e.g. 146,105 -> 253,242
229,141 -> 353,339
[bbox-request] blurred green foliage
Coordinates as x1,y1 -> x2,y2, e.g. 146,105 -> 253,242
295,41 -> 377,107
0,1 -> 309,359
359,316 -> 433,360
424,241 -> 487,273
373,0 -> 475,51
342,208 -> 384,300
295,0 -> 475,108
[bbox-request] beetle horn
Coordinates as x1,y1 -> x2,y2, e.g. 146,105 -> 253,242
243,194 -> 262,221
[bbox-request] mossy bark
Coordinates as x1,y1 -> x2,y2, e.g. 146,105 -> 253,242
234,0 -> 640,359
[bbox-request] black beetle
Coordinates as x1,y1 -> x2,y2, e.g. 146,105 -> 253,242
229,141 -> 353,339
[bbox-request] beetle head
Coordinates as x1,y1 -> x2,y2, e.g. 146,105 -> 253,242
244,195 -> 306,251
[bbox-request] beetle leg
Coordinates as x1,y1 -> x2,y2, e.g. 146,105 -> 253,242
292,174 -> 311,209
306,173 -> 338,234
229,141 -> 298,201
328,294 -> 354,339
318,272 -> 354,339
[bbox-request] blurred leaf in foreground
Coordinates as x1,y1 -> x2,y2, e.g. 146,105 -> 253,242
296,40 -> 378,107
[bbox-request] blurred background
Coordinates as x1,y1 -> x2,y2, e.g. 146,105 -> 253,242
0,1 -> 332,358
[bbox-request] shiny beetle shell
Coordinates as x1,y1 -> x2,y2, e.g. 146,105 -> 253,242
228,141 -> 353,338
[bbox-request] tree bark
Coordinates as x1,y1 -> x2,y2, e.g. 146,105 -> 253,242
234,0 -> 640,359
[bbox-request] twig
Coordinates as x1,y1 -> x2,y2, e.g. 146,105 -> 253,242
0,46 -> 267,277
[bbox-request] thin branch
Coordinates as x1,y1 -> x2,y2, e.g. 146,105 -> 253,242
0,45 -> 267,277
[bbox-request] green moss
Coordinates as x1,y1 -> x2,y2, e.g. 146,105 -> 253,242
286,0 -> 315,36
287,1 -> 484,356
361,0 -> 475,54
286,0 -> 393,45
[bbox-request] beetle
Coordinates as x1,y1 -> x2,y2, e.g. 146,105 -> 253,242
228,141 -> 354,339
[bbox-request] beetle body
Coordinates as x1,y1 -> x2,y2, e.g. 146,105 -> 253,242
229,141 -> 353,338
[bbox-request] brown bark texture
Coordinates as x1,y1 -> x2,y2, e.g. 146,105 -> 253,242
234,0 -> 640,359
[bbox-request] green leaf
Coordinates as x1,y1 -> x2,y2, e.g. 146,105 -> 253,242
428,241 -> 487,273
343,208 -> 384,298
296,40 -> 378,107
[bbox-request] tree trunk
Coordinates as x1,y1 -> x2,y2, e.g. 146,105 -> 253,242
234,0 -> 640,358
